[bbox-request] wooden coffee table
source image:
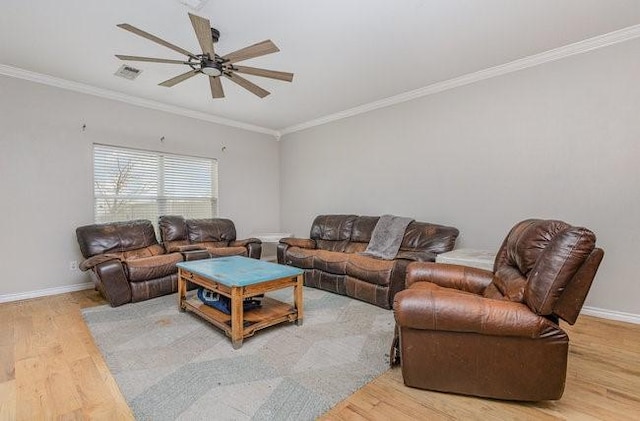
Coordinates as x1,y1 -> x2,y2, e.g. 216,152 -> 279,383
177,256 -> 304,349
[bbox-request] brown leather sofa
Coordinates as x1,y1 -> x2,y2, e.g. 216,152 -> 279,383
76,219 -> 185,307
277,214 -> 459,309
158,215 -> 262,259
393,219 -> 604,401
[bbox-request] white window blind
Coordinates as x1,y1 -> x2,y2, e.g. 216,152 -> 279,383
93,144 -> 218,225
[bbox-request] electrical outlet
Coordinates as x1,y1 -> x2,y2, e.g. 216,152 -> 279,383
70,260 -> 79,271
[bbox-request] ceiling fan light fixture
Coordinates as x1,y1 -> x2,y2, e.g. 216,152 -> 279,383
201,64 -> 222,77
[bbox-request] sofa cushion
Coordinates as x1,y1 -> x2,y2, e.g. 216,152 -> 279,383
286,247 -> 317,269
159,215 -> 188,242
207,246 -> 248,257
400,222 -> 459,254
525,226 -> 595,315
76,219 -> 158,258
316,239 -> 350,252
493,265 -> 527,302
350,216 -> 379,243
195,241 -> 232,250
346,254 -> 395,286
125,253 -> 183,282
187,218 -> 236,243
504,220 -> 570,275
122,244 -> 166,260
314,250 -> 350,275
310,215 -> 357,241
344,242 -> 368,253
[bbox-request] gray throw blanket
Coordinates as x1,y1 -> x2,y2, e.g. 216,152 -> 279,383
361,215 -> 414,260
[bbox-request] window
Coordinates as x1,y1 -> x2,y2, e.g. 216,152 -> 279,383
93,144 -> 218,225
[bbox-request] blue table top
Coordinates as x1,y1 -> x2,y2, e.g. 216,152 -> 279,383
177,256 -> 304,287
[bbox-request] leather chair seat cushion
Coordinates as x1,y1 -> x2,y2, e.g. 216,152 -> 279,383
346,254 -> 395,286
207,246 -> 248,257
314,250 -> 351,275
125,253 -> 183,282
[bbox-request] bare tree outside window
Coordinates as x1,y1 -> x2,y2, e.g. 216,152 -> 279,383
93,144 -> 217,227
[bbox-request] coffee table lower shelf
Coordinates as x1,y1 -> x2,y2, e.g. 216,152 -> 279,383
182,295 -> 299,344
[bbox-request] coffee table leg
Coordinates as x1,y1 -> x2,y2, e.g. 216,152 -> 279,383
178,270 -> 187,312
294,274 -> 304,326
231,287 -> 244,349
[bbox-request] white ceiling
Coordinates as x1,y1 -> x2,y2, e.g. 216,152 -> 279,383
1,0 -> 640,133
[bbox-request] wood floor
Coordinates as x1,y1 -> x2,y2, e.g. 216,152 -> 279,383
1,290 -> 639,420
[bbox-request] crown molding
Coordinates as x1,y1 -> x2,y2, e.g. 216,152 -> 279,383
279,24 -> 640,137
0,64 -> 279,138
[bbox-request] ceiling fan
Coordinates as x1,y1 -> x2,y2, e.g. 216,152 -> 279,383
115,13 -> 293,99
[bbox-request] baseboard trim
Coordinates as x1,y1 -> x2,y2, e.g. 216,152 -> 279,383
0,282 -> 94,304
581,306 -> 640,325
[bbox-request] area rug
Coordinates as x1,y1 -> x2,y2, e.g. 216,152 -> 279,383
82,287 -> 395,420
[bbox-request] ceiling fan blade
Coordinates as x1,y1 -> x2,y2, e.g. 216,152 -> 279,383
115,55 -> 191,64
209,76 -> 225,98
159,69 -> 200,87
233,66 -> 293,82
188,13 -> 215,58
224,73 -> 270,98
222,40 -> 279,64
117,23 -> 198,59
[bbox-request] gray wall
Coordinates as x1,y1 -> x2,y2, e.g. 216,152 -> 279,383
279,38 -> 640,315
0,76 -> 280,296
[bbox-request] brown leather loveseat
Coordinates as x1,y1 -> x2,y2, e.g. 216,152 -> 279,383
77,219 -> 185,307
278,214 -> 459,308
158,215 -> 262,259
393,219 -> 604,401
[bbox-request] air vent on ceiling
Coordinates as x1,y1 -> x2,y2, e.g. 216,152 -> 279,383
176,0 -> 209,11
114,64 -> 142,80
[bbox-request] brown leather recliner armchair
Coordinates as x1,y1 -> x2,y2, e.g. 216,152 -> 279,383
76,219 -> 185,307
393,219 -> 604,401
158,215 -> 262,259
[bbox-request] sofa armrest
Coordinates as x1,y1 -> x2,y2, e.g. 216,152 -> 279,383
182,249 -> 210,261
279,237 -> 316,249
230,237 -> 261,248
396,250 -> 437,262
166,244 -> 205,253
277,238 -> 316,264
91,260 -> 131,307
229,238 -> 262,259
79,254 -> 121,271
394,285 -> 560,338
406,261 -> 493,294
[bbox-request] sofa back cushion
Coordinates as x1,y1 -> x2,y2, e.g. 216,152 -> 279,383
350,216 -> 379,242
187,218 -> 237,243
310,215 -> 357,241
158,215 -> 188,242
399,222 -> 459,254
310,215 -> 357,251
76,219 -> 158,258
